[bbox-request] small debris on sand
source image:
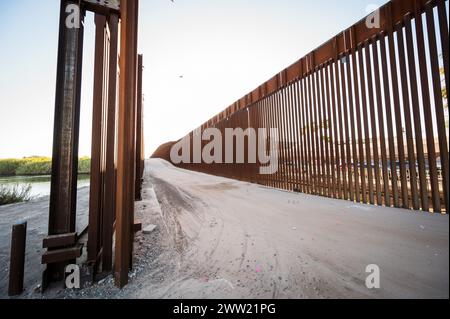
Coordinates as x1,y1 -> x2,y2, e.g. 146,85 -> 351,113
143,224 -> 157,234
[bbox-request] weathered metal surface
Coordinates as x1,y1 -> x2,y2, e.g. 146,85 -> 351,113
87,14 -> 108,266
135,55 -> 145,201
404,14 -> 428,212
425,2 -> 449,214
42,245 -> 83,265
8,221 -> 27,296
82,0 -> 120,14
43,232 -> 77,249
414,2 -> 441,213
115,0 -> 139,288
102,13 -> 119,274
155,0 -> 449,214
46,0 -> 85,283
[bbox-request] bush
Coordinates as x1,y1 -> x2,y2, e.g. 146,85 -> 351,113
0,157 -> 91,176
0,184 -> 33,206
0,159 -> 22,176
15,157 -> 52,176
78,157 -> 91,174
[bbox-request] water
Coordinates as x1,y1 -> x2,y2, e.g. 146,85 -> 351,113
0,175 -> 90,199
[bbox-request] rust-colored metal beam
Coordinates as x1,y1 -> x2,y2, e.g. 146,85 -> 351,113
135,55 -> 144,201
115,0 -> 139,288
42,245 -> 84,265
414,1 -> 441,213
82,0 -> 120,16
87,14 -> 108,266
45,0 -> 85,284
43,232 -> 77,249
8,221 -> 27,296
425,2 -> 449,214
102,13 -> 120,273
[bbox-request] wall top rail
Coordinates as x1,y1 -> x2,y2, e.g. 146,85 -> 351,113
201,0 -> 434,129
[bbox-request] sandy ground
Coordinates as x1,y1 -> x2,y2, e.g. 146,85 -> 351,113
1,159 -> 448,299
131,159 -> 449,299
0,187 -> 89,298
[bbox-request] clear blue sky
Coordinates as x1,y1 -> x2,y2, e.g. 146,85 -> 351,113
0,0 -> 388,158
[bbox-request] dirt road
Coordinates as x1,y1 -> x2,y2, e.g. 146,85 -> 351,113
133,159 -> 448,299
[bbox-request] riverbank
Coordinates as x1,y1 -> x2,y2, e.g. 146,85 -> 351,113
0,175 -> 90,204
0,157 -> 90,177
0,184 -> 32,206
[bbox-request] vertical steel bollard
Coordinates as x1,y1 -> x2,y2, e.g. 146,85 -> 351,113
8,221 -> 27,296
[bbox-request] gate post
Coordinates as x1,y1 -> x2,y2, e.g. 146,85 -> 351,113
114,0 -> 139,288
44,0 -> 85,286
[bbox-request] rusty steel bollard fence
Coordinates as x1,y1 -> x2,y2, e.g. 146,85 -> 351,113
8,221 -> 27,296
153,0 -> 449,215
